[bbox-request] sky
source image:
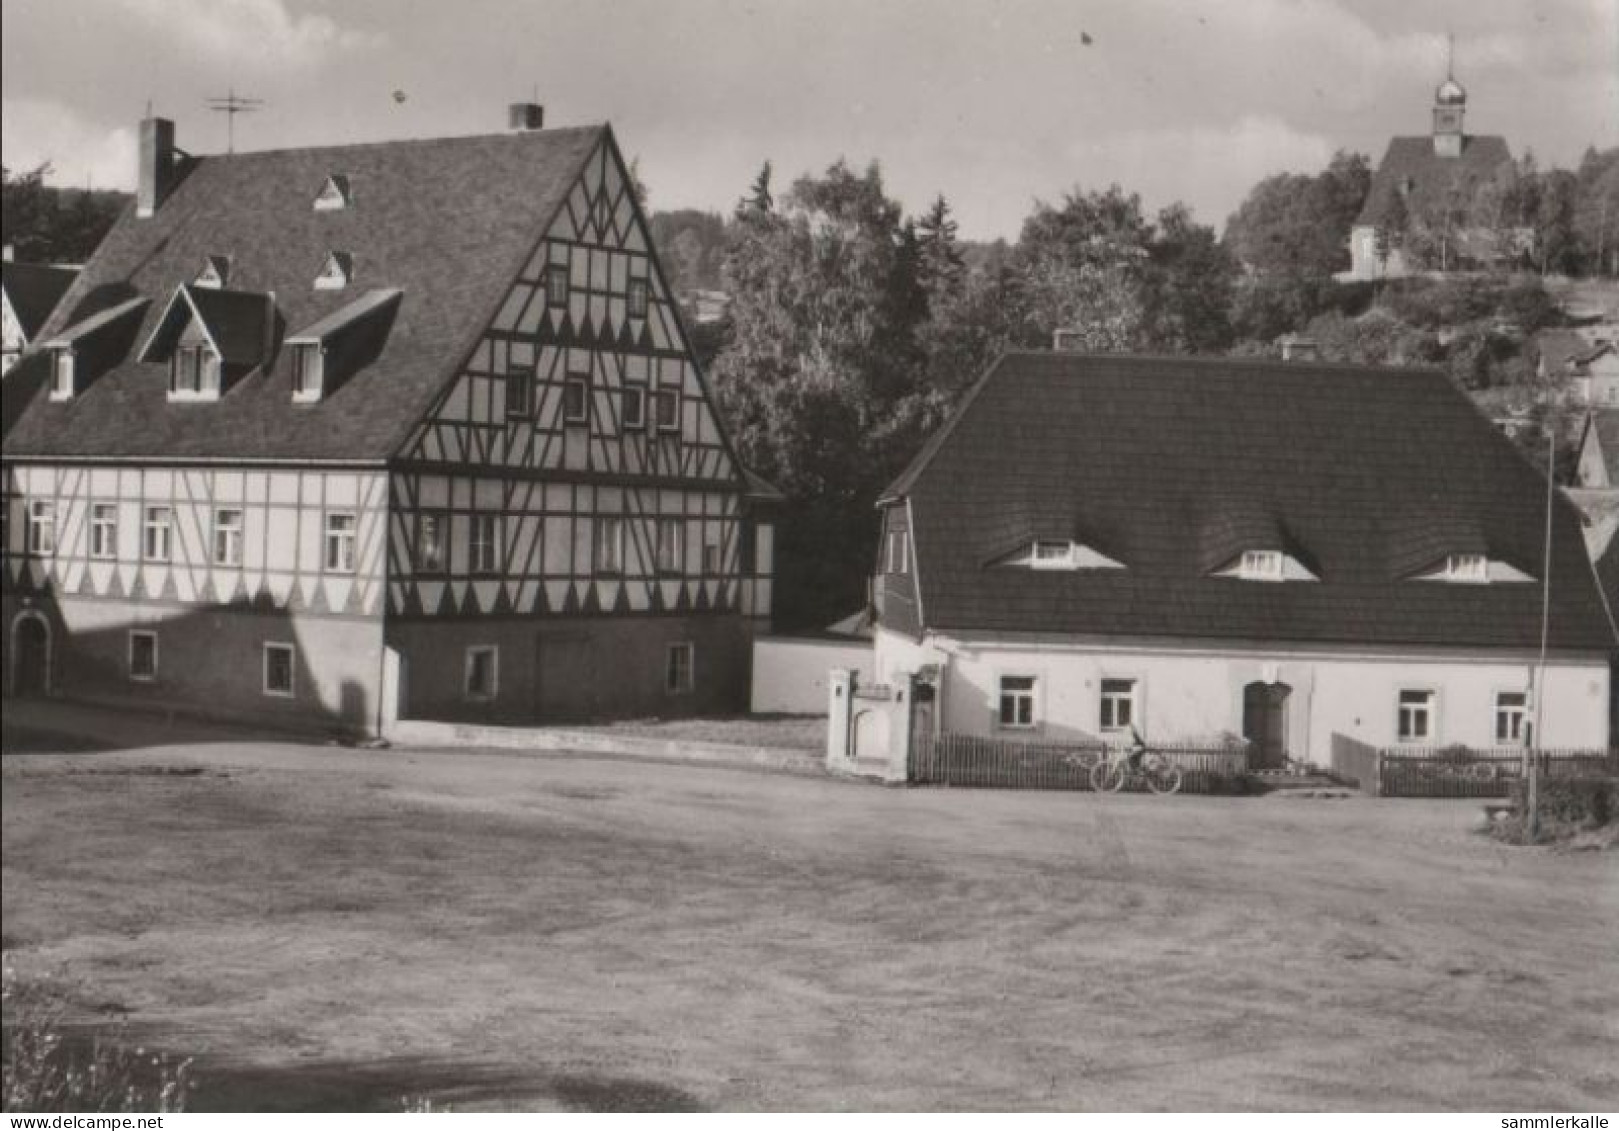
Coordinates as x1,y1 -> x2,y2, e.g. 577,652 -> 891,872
2,0 -> 1615,240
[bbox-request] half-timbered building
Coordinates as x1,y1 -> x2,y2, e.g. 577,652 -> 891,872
1,107 -> 776,732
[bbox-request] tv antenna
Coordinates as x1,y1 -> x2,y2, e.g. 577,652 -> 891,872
206,88 -> 264,155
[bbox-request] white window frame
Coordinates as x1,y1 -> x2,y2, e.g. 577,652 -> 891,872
168,344 -> 220,401
1031,540 -> 1073,568
127,629 -> 158,682
49,349 -> 74,400
142,505 -> 173,562
89,502 -> 118,560
415,511 -> 448,574
997,674 -> 1039,730
702,533 -> 722,575
262,642 -> 296,698
654,388 -> 680,432
1396,688 -> 1437,744
595,515 -> 625,575
1239,549 -> 1285,581
563,375 -> 590,424
627,278 -> 650,319
655,517 -> 685,575
887,530 -> 909,574
665,642 -> 695,695
622,384 -> 646,430
324,511 -> 357,574
464,645 -> 499,702
469,513 -> 501,575
213,507 -> 244,566
546,263 -> 570,309
1443,554 -> 1488,583
1099,677 -> 1139,734
28,501 -> 57,555
1493,690 -> 1528,745
290,344 -> 323,402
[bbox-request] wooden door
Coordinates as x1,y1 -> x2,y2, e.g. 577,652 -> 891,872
1242,681 -> 1291,769
12,617 -> 50,696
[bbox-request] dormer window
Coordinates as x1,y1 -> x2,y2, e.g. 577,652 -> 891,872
315,250 -> 353,290
48,349 -> 75,400
1238,550 -> 1285,581
314,174 -> 352,211
996,539 -> 1125,571
290,344 -> 323,402
1407,551 -> 1531,584
1443,553 -> 1488,583
194,256 -> 230,289
170,344 -> 221,400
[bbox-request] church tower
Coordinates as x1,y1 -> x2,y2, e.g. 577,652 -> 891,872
1432,38 -> 1466,158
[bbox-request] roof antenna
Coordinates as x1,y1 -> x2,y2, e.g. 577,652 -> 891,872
206,87 -> 264,156
1446,30 -> 1455,79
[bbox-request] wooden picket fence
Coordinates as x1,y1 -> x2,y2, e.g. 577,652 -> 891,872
910,732 -> 1252,794
1377,746 -> 1619,799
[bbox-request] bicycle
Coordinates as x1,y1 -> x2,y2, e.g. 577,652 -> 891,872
1089,739 -> 1183,795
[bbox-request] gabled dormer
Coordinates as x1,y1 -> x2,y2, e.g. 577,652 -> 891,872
139,284 -> 273,401
193,255 -> 231,289
313,174 -> 353,212
284,288 -> 401,403
314,250 -> 353,290
39,296 -> 149,401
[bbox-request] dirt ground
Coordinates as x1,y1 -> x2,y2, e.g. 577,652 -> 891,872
3,721 -> 1616,1112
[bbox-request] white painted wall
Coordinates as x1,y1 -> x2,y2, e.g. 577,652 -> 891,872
751,635 -> 871,714
874,627 -> 1610,763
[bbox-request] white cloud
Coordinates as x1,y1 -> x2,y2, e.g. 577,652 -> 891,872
1,97 -> 137,190
104,0 -> 382,72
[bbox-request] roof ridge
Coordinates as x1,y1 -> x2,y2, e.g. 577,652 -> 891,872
182,123 -> 609,166
1000,349 -> 1450,378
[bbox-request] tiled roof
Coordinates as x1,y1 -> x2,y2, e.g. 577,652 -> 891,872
886,352 -> 1615,652
3,125 -> 605,460
1356,135 -> 1514,228
1537,328 -> 1604,377
1,263 -> 79,341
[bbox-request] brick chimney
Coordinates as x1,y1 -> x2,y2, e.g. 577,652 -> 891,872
508,103 -> 544,131
137,116 -> 177,218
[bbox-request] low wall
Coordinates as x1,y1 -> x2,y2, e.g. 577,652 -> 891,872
1330,732 -> 1382,796
752,635 -> 870,714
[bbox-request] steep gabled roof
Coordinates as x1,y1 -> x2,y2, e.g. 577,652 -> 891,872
3,125 -> 605,461
1,262 -> 79,341
1580,409 -> 1619,486
888,352 -> 1613,652
1356,135 -> 1514,228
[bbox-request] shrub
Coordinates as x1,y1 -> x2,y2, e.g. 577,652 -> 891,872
1489,775 -> 1619,845
1,963 -> 193,1113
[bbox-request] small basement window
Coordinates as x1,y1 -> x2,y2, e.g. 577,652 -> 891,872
665,642 -> 694,695
263,642 -> 296,697
464,645 -> 499,702
128,630 -> 158,682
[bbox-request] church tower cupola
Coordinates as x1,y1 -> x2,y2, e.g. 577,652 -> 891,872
1432,38 -> 1466,158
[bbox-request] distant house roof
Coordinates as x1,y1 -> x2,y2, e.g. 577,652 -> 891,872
1,262 -> 79,342
1580,409 -> 1619,487
1538,328 -> 1609,377
882,352 -> 1614,653
1355,134 -> 1514,228
3,125 -> 606,461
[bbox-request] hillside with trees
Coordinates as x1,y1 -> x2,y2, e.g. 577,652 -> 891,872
1,164 -> 128,264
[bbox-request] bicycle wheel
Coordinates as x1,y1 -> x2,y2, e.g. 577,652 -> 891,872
1088,758 -> 1113,792
1099,761 -> 1129,793
1145,760 -> 1183,796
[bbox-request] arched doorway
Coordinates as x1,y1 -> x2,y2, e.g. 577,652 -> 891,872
9,612 -> 52,697
1242,681 -> 1291,770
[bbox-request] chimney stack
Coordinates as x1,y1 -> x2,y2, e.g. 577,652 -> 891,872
138,116 -> 177,218
507,102 -> 545,132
